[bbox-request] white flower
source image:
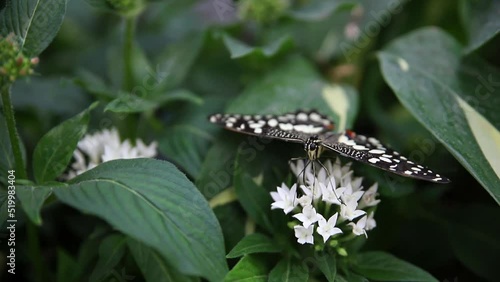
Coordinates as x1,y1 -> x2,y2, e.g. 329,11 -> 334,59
340,201 -> 366,221
65,128 -> 157,179
316,213 -> 343,242
341,186 -> 364,206
293,205 -> 320,228
294,225 -> 314,245
300,181 -> 322,200
320,180 -> 346,206
358,183 -> 381,209
297,194 -> 312,207
270,183 -> 298,214
365,212 -> 377,231
348,215 -> 367,237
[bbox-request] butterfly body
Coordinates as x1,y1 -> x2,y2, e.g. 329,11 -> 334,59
209,110 -> 450,184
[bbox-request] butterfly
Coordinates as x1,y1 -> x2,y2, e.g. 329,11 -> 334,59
209,109 -> 450,183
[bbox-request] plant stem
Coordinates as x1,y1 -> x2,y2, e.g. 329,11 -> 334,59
123,17 -> 136,92
27,220 -> 47,282
1,81 -> 27,179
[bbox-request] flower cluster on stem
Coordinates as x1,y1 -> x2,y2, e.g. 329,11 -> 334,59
65,128 -> 157,179
270,158 -> 380,250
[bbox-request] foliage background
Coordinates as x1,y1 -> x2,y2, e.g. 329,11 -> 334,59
0,0 -> 499,281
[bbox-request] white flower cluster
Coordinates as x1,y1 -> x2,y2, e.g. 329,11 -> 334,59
270,158 -> 380,245
65,128 -> 157,179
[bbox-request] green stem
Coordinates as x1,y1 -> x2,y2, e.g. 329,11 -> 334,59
1,81 -> 27,179
27,220 -> 46,282
123,17 -> 136,92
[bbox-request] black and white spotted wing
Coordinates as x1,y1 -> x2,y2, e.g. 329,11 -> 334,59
208,110 -> 450,184
321,131 -> 450,183
208,110 -> 334,143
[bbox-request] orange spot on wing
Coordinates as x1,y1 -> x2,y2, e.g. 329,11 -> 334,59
346,129 -> 356,138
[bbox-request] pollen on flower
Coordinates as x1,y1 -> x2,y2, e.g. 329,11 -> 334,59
63,128 -> 157,179
269,158 -> 380,248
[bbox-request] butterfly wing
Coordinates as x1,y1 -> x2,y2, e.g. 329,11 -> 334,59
208,110 -> 335,143
321,131 -> 450,183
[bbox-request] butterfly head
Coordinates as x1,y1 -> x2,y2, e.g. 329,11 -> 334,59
304,136 -> 323,160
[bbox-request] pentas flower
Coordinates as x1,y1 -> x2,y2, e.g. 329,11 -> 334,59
65,128 -> 157,179
270,158 -> 380,249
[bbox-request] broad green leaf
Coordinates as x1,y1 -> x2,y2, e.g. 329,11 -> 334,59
16,185 -> 52,225
227,56 -> 358,129
461,0 -> 500,53
32,103 -> 96,183
12,77 -> 91,117
56,248 -> 78,282
226,233 -> 281,258
352,251 -> 437,282
224,255 -> 269,282
213,203 -> 246,253
222,34 -> 293,59
75,69 -> 117,100
128,238 -> 198,282
154,33 -> 205,91
105,89 -> 202,113
0,0 -> 67,56
89,234 -> 127,282
447,204 -> 500,281
158,125 -> 213,179
54,159 -> 227,282
287,0 -> 355,21
378,27 -> 500,204
197,56 -> 358,197
233,151 -> 274,233
268,259 -> 308,282
316,252 -> 337,282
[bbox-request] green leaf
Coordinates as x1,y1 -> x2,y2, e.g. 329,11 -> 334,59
128,238 -> 198,282
105,89 -> 202,113
461,0 -> 500,53
213,203 -> 246,253
447,204 -> 500,281
16,185 -> 52,225
89,234 -> 127,282
378,27 -> 500,204
54,158 -> 228,282
227,56 -> 358,131
226,233 -> 281,258
0,0 -> 68,56
0,189 -> 9,228
0,110 -> 15,187
12,77 -> 91,117
233,151 -> 274,233
352,251 -> 437,282
287,0 -> 355,21
32,103 -> 96,183
316,253 -> 337,282
222,34 -> 293,59
268,259 -> 308,282
56,248 -> 78,282
154,33 -> 205,91
158,125 -> 213,179
224,255 -> 269,282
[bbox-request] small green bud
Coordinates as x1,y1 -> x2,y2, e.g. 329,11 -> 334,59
337,247 -> 348,257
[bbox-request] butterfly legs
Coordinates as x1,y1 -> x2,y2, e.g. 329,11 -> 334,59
288,157 -> 343,204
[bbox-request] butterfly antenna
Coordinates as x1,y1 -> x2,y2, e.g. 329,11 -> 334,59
316,158 -> 343,205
